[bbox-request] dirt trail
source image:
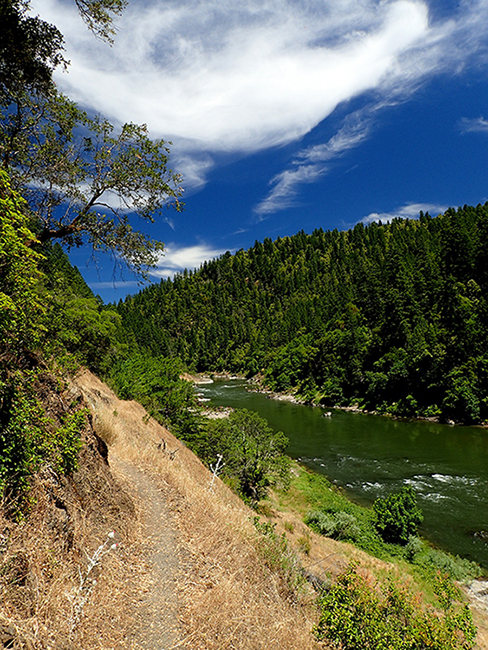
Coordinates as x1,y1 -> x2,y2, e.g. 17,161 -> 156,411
111,458 -> 181,650
74,370 -> 186,650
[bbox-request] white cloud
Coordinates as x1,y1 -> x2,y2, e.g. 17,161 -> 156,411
31,0 -> 488,197
361,202 -> 447,224
459,116 -> 488,133
253,0 -> 488,216
36,0 -> 429,152
175,153 -> 215,191
151,243 -> 230,277
255,106 -> 374,215
255,164 -> 325,216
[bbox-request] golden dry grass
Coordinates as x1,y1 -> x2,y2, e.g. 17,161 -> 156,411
76,369 -> 326,649
75,368 -> 488,650
0,467 -> 146,649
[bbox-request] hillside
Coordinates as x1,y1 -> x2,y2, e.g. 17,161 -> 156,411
3,5 -> 488,647
77,369 -> 331,649
2,368 -> 486,648
1,167 -> 487,648
117,205 -> 488,424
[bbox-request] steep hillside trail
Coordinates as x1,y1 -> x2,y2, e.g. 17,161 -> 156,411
73,369 -> 327,650
73,369 -> 488,650
110,457 -> 181,650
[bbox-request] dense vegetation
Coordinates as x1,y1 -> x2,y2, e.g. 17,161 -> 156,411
117,205 -> 488,423
204,409 -> 290,504
1,2 -> 484,644
373,485 -> 424,545
0,170 -> 90,506
0,0 -> 186,506
315,564 -> 476,650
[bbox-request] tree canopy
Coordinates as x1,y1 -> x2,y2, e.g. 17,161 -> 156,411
73,0 -> 127,42
1,89 -> 183,276
204,409 -> 290,504
0,0 -> 66,99
373,485 -> 424,546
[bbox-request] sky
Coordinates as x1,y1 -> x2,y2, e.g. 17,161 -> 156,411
32,0 -> 488,302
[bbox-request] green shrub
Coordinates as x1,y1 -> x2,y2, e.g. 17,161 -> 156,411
305,509 -> 360,542
206,409 -> 290,505
315,564 -> 476,650
0,169 -> 45,361
0,371 -> 86,507
414,547 -> 482,582
404,535 -> 424,561
252,517 -> 305,596
55,410 -> 86,474
373,485 -> 423,545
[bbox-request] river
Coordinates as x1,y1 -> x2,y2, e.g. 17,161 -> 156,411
197,379 -> 488,569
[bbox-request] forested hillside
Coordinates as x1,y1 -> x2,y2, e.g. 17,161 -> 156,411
117,205 -> 488,424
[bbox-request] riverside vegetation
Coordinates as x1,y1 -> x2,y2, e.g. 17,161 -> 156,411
117,205 -> 488,425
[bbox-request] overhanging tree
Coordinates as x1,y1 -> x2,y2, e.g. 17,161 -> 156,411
1,89 -> 183,277
0,0 -> 66,99
1,0 -> 183,278
1,88 -> 183,276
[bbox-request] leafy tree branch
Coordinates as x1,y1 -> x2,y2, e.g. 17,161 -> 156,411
1,90 -> 183,277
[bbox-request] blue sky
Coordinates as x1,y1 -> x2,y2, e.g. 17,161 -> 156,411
34,0 -> 488,302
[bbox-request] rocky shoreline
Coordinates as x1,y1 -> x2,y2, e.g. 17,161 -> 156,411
188,372 -> 488,428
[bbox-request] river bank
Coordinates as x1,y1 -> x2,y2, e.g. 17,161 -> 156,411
186,373 -> 488,646
195,377 -> 488,569
188,366 -> 488,429
246,379 -> 456,424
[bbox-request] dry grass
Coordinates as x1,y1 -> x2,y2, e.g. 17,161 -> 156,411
76,369 -> 325,649
73,369 -> 488,650
0,474 -> 144,650
2,366 -> 486,649
0,371 -> 154,650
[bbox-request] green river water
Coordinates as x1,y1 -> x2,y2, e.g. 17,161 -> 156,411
197,379 -> 488,569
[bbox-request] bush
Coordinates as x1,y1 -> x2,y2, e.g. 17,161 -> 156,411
414,547 -> 482,582
252,517 -> 305,596
0,169 -> 45,361
404,535 -> 424,561
109,353 -> 204,447
315,564 -> 477,650
305,509 -> 360,542
205,409 -> 290,505
0,371 -> 86,506
373,485 -> 423,545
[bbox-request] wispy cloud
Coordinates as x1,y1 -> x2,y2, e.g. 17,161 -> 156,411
151,243 -> 229,277
255,164 -> 325,216
361,201 -> 447,224
255,107 -> 374,215
33,0 -> 488,196
36,1 -> 428,159
459,117 -> 488,134
253,0 -> 488,216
